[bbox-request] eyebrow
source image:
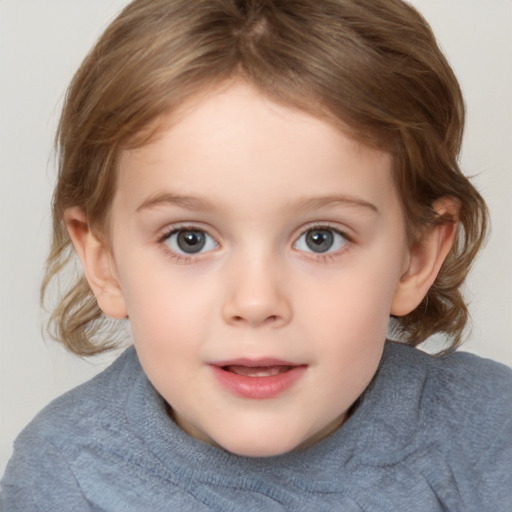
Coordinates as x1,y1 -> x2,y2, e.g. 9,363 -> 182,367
135,193 -> 215,213
290,195 -> 379,215
135,192 -> 379,215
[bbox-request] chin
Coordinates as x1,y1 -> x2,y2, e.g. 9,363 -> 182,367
215,431 -> 308,458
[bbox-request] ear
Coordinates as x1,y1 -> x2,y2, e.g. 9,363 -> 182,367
391,197 -> 459,316
64,207 -> 128,319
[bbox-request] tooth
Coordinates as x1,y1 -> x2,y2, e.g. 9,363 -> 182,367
226,365 -> 290,377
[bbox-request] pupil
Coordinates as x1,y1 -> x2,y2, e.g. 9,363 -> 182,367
306,230 -> 334,253
177,231 -> 206,253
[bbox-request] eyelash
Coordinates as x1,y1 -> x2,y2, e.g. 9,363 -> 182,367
293,223 -> 352,262
157,224 -> 218,264
156,223 -> 352,264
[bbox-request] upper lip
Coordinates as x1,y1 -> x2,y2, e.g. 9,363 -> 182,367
210,358 -> 303,368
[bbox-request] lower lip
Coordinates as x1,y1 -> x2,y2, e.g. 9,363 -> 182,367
210,365 -> 307,399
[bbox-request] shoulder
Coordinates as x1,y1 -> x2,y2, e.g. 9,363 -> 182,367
426,347 -> 512,461
362,342 -> 511,447
15,347 -> 141,449
385,342 -> 512,467
367,343 -> 512,509
419,345 -> 511,430
1,347 -> 142,502
385,341 -> 512,415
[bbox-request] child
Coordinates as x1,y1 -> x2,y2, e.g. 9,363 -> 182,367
1,0 -> 511,510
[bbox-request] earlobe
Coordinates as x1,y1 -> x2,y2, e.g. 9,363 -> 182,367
64,207 -> 128,319
391,197 -> 459,316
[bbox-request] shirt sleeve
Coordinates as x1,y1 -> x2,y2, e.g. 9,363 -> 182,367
1,436 -> 93,512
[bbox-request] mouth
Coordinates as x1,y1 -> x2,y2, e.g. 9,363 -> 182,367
210,359 -> 307,399
223,364 -> 293,377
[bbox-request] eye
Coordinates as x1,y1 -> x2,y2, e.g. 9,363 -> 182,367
164,229 -> 218,255
294,227 -> 348,254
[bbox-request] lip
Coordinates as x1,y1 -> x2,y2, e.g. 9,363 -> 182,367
209,358 -> 307,399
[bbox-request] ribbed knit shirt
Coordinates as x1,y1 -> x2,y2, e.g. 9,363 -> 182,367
1,342 -> 511,511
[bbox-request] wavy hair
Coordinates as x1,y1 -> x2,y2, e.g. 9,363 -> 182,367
42,0 -> 488,355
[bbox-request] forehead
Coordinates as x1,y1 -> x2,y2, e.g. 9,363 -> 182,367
115,81 -> 399,217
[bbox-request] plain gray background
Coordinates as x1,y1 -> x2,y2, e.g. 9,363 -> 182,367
1,0 -> 511,476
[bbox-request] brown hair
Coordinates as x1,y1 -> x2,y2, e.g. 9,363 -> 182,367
42,0 -> 488,356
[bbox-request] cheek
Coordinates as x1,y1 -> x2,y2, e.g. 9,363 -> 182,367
301,258 -> 401,335
297,252 -> 403,375
119,260 -> 218,353
308,287 -> 388,372
123,273 -> 214,398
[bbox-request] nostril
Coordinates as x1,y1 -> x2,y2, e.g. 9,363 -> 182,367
230,314 -> 279,325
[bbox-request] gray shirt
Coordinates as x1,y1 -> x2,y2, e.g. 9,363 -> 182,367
2,342 -> 511,511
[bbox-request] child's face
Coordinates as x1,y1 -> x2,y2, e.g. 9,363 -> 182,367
107,81 -> 411,457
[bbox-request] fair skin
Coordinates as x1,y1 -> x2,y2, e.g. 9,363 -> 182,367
66,81 -> 456,457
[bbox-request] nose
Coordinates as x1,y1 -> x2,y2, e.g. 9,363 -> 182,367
221,253 -> 292,328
